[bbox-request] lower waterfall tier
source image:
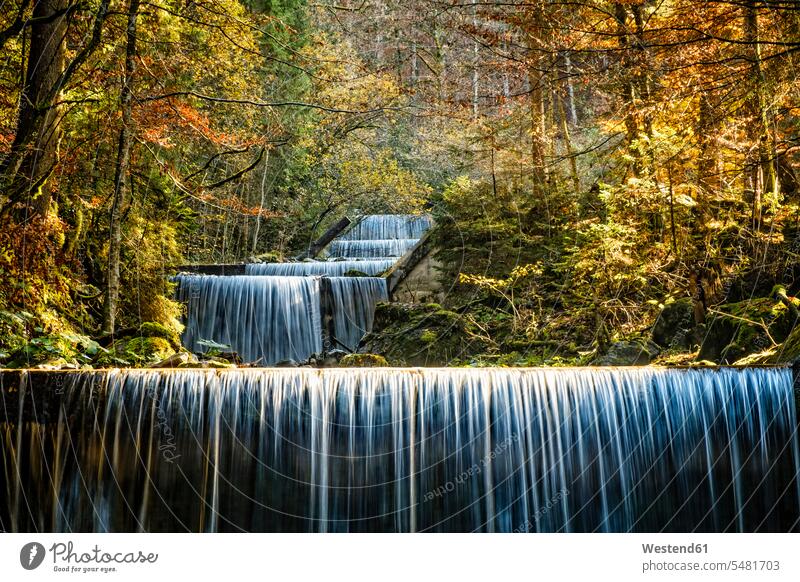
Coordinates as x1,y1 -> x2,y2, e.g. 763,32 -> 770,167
1,367 -> 798,532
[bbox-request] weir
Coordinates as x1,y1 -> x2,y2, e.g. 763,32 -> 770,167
324,238 -> 419,259
0,366 -> 797,533
175,214 -> 430,364
244,259 -> 395,277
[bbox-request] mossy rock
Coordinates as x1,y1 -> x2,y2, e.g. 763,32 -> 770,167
773,325 -> 800,362
372,302 -> 414,327
137,322 -> 181,349
250,251 -> 283,263
736,323 -> 800,365
342,269 -> 371,277
98,336 -> 176,366
419,330 -> 438,343
6,332 -> 100,368
651,298 -> 695,349
340,353 -> 389,367
127,337 -> 174,362
592,340 -> 659,366
699,297 -> 796,363
361,302 -> 488,366
0,310 -> 31,356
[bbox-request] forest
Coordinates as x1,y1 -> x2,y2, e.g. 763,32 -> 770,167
1,0 -> 800,369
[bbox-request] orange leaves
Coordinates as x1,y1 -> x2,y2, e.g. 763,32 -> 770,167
0,213 -> 71,313
135,98 -> 254,149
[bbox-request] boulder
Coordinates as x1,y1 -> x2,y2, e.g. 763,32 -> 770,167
593,340 -> 660,366
150,351 -> 197,368
698,297 -> 796,363
651,298 -> 695,349
361,302 -> 486,366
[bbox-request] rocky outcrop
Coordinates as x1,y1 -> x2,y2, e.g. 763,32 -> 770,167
698,297 -> 798,364
360,302 -> 486,366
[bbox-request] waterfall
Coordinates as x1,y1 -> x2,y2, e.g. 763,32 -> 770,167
328,277 -> 388,351
338,214 -> 432,240
325,239 -> 419,259
245,259 -> 395,277
2,367 -> 798,533
176,214 -> 431,363
175,274 -> 323,364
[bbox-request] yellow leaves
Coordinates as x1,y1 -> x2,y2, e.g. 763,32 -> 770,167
459,263 -> 542,292
333,147 -> 431,210
299,32 -> 403,116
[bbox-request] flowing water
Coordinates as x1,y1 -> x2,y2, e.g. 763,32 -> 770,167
176,214 -> 429,363
175,274 -> 324,364
2,367 -> 797,533
324,238 -> 419,259
327,277 -> 388,351
244,260 -> 395,277
337,214 -> 432,240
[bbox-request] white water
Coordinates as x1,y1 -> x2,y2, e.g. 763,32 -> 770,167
325,238 -> 419,259
175,274 -> 323,364
2,367 -> 797,533
245,259 -> 394,277
338,214 -> 432,240
328,277 -> 389,351
177,214 -> 431,363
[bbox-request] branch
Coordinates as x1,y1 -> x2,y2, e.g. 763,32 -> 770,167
183,146 -> 251,182
44,0 -> 111,106
140,90 -> 400,115
205,147 -> 265,189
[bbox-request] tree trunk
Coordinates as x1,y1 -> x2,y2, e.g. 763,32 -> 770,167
0,0 -> 68,215
526,4 -> 551,235
614,3 -> 642,178
744,0 -> 777,231
563,51 -> 578,125
103,0 -> 141,334
471,0 -> 479,119
556,85 -> 580,195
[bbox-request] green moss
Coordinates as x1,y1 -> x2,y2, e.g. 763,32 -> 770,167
340,353 -> 389,367
126,337 -> 174,362
251,251 -> 283,263
361,301 -> 487,366
138,322 -> 181,349
97,336 -> 175,366
4,331 -> 101,368
372,302 -> 413,327
700,296 -> 795,363
0,310 -> 31,357
741,324 -> 800,364
419,329 -> 438,343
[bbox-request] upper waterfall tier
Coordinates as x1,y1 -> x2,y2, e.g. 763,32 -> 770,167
175,274 -> 388,363
337,214 -> 432,240
244,259 -> 394,277
176,214 -> 432,363
324,238 -> 420,258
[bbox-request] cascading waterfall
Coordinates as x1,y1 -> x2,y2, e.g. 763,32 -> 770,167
2,367 -> 798,533
328,277 -> 388,351
325,238 -> 419,259
177,214 -> 431,363
175,274 -> 323,364
338,214 -> 432,240
245,259 -> 394,277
